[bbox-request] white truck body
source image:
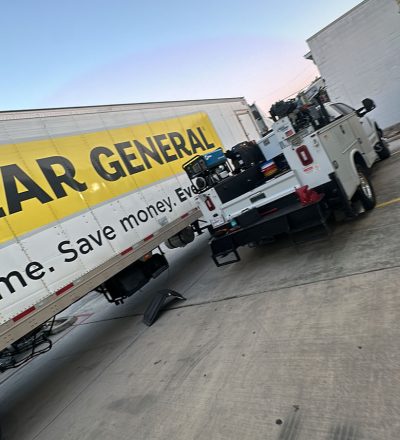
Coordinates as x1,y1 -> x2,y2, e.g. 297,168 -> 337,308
306,0 -> 400,128
197,107 -> 379,229
186,100 -> 385,266
0,97 -> 261,353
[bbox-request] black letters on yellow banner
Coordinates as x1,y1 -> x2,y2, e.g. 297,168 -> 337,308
0,126 -> 215,216
91,127 -> 215,182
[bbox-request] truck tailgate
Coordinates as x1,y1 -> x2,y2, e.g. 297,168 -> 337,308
222,170 -> 300,221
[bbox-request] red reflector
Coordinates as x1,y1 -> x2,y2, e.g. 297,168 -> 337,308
56,283 -> 74,296
144,234 -> 154,242
13,306 -> 36,322
121,246 -> 133,255
181,213 -> 189,219
296,145 -> 314,166
205,197 -> 215,211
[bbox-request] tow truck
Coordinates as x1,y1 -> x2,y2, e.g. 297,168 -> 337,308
183,94 -> 390,266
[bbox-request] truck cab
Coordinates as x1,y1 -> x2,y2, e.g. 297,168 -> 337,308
323,101 -> 390,160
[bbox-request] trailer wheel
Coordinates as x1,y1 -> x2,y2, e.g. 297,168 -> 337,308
356,165 -> 376,210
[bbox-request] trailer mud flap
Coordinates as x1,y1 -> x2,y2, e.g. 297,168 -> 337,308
143,289 -> 186,326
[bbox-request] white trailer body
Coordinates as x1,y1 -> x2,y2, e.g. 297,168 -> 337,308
306,0 -> 400,128
0,97 -> 260,353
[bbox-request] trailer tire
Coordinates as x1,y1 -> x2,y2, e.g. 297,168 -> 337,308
356,165 -> 376,211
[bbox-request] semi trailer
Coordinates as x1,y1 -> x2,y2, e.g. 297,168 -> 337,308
0,97 -> 263,371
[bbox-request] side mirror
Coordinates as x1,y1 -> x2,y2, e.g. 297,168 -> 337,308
356,98 -> 376,117
361,98 -> 376,112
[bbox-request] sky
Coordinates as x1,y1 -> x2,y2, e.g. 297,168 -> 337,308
0,0 -> 362,114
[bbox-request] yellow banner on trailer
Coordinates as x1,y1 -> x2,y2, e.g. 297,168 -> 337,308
0,112 -> 221,243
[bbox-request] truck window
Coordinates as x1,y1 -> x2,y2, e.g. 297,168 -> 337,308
332,103 -> 355,115
323,104 -> 341,121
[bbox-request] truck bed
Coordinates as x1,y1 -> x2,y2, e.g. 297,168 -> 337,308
218,169 -> 300,223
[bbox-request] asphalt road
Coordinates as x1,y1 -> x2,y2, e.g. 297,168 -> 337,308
1,141 -> 400,440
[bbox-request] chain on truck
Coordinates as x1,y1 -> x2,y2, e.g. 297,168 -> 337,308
183,89 -> 391,266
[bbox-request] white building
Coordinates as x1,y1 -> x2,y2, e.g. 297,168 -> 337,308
306,0 -> 400,128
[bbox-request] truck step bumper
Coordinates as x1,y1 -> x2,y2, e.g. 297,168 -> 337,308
211,200 -> 331,267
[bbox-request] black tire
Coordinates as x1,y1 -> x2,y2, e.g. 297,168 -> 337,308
356,165 -> 376,210
375,139 -> 391,160
374,124 -> 391,160
375,123 -> 383,139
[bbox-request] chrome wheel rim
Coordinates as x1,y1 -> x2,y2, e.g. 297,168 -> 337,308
358,171 -> 373,199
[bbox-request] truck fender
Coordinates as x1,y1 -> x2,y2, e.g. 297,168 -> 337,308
349,149 -> 368,179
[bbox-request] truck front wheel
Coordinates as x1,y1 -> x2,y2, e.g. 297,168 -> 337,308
356,165 -> 376,210
375,139 -> 391,160
374,124 -> 391,160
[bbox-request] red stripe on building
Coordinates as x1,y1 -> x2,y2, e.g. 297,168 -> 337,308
144,234 -> 154,242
